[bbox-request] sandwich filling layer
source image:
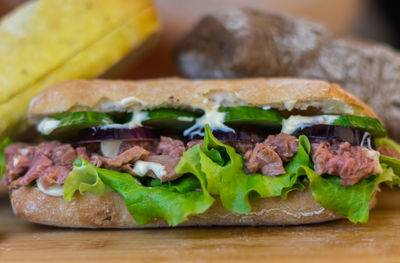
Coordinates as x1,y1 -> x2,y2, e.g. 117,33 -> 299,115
2,105 -> 400,226
3,131 -> 383,189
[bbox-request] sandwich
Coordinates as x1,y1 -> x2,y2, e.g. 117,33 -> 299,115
1,78 -> 400,228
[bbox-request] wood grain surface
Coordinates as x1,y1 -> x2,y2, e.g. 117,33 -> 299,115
0,187 -> 400,262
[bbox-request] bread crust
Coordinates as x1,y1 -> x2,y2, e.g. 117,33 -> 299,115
28,78 -> 378,123
9,186 -> 350,228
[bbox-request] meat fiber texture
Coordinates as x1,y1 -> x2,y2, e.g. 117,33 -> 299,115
175,8 -> 400,141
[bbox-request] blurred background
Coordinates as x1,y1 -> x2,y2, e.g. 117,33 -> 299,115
1,0 -> 399,78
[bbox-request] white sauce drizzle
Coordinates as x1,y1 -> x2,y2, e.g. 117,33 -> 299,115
37,118 -> 61,135
100,140 -> 122,158
183,106 -> 235,137
363,148 -> 383,174
360,132 -> 373,149
284,100 -> 297,111
281,115 -> 340,134
101,108 -> 149,130
177,116 -> 195,122
133,161 -> 166,180
126,108 -> 149,128
13,156 -> 21,167
36,178 -> 64,197
281,116 -> 315,134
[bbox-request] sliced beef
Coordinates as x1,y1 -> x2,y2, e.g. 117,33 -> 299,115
76,147 -> 89,160
378,146 -> 400,160
40,166 -> 71,189
90,154 -> 103,167
3,143 -> 30,163
6,158 -> 29,182
119,141 -> 154,154
4,142 -> 93,190
156,137 -> 185,157
12,154 -> 31,170
263,133 -> 298,162
122,155 -> 182,182
93,146 -> 149,168
5,146 -> 34,182
238,132 -> 297,176
51,144 -> 77,168
227,141 -> 255,154
146,155 -> 181,182
312,140 -> 382,186
244,143 -> 285,176
4,141 -> 151,190
10,152 -> 52,189
35,141 -> 62,157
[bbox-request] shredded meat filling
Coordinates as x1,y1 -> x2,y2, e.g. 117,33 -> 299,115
244,143 -> 285,176
40,166 -> 71,189
156,137 -> 186,157
91,146 -> 150,168
377,146 -> 400,160
263,133 -> 299,162
3,131 -> 384,190
312,140 -> 382,186
10,152 -> 52,189
242,132 -> 299,176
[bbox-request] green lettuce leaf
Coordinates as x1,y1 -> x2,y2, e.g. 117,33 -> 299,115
0,137 -> 12,179
377,162 -> 400,188
65,158 -> 214,226
376,137 -> 400,153
63,160 -> 107,201
375,137 -> 400,186
379,155 -> 400,176
280,183 -> 306,200
377,164 -> 396,184
298,167 -> 376,223
176,125 -> 311,214
149,175 -> 201,193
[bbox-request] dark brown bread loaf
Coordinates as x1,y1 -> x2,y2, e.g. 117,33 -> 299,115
175,9 -> 400,140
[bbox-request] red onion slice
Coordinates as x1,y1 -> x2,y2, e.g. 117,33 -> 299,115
185,127 -> 271,143
71,126 -> 156,144
292,124 -> 376,149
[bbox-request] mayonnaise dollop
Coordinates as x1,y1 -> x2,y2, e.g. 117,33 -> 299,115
37,177 -> 64,197
133,161 -> 166,180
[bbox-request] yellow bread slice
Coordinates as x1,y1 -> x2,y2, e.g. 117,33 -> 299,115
0,0 -> 160,139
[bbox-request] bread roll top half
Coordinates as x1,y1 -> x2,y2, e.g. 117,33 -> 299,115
29,77 -> 378,124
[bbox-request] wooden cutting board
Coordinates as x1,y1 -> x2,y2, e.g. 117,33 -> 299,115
1,187 -> 400,262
